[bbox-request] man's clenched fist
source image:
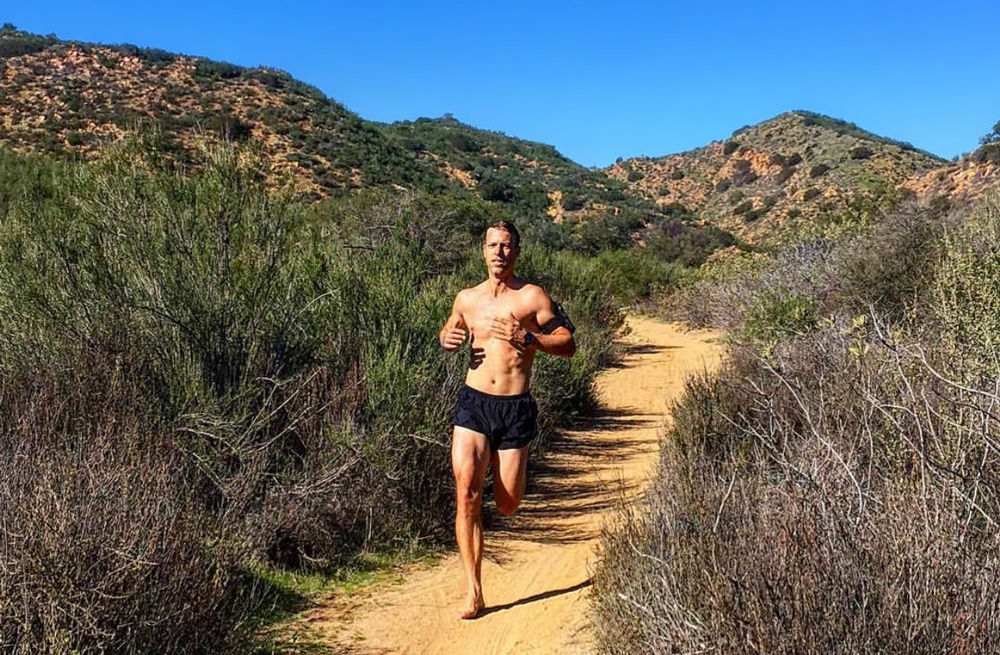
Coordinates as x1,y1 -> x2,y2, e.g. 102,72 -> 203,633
440,325 -> 467,351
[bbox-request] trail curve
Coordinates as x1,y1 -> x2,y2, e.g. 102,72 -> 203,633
297,316 -> 723,654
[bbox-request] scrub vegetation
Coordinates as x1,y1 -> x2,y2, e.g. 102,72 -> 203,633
593,194 -> 1000,654
0,124 -> 721,652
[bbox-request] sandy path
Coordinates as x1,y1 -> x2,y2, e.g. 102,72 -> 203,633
301,316 -> 723,654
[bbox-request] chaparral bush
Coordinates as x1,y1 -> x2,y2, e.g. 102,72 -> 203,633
595,194 -> 1000,654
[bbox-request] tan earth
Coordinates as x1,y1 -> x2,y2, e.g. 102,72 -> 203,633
297,316 -> 723,654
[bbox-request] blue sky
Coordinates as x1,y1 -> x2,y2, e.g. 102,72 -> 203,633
6,1 -> 998,167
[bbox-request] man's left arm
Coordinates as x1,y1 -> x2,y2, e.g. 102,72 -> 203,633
526,289 -> 575,358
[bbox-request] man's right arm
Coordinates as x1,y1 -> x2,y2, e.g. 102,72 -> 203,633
439,292 -> 468,352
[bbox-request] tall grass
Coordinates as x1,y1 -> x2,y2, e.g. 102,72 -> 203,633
0,136 -> 626,653
594,196 -> 1000,654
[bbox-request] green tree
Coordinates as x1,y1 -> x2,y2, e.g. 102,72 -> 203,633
979,120 -> 1000,145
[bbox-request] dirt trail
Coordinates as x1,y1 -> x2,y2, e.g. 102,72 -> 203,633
302,317 -> 723,654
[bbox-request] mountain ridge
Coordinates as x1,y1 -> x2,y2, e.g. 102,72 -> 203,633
2,24 -> 735,259
3,24 -> 999,245
606,110 -> 998,242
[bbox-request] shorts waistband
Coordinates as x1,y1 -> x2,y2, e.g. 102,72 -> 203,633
462,385 -> 532,402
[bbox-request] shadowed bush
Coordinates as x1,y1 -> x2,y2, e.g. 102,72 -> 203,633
834,202 -> 944,319
0,348 -> 250,654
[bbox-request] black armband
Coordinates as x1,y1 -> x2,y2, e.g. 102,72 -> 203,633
540,302 -> 575,334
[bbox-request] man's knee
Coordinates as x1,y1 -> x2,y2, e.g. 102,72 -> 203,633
493,484 -> 521,516
495,492 -> 522,516
455,477 -> 483,516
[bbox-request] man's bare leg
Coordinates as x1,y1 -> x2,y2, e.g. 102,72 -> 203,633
492,445 -> 530,516
452,426 -> 490,619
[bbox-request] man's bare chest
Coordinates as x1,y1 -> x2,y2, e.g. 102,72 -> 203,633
465,294 -> 537,338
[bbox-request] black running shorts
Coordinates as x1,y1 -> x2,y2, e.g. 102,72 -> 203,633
453,385 -> 538,451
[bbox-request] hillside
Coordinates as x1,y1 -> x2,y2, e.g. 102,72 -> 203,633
905,123 -> 1000,209
380,116 -> 649,224
609,111 -> 949,243
0,26 -> 455,198
0,27 -> 657,220
9,24 -> 997,252
0,25 -> 737,259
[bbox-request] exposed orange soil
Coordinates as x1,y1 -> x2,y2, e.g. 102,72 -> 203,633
296,316 -> 723,654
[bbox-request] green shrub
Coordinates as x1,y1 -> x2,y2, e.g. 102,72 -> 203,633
0,141 -> 460,649
730,159 -> 758,187
934,195 -> 1000,381
809,163 -> 831,178
980,120 -> 1000,145
644,222 -> 736,268
478,175 -> 516,202
0,25 -> 57,58
973,143 -> 1000,165
850,145 -> 874,160
835,203 -> 941,318
803,186 -> 822,201
743,286 -> 819,342
202,114 -> 254,141
775,165 -> 796,184
562,191 -> 587,211
797,110 -> 925,154
194,58 -> 243,79
660,202 -> 690,217
447,131 -> 478,153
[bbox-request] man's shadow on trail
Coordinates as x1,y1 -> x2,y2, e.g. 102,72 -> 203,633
483,403 -> 663,557
478,578 -> 593,617
605,341 -> 678,369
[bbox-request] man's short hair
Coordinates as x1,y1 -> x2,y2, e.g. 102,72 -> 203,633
484,220 -> 520,250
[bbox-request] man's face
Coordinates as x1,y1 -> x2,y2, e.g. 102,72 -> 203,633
483,227 -> 518,277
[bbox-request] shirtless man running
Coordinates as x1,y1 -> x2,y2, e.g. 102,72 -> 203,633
438,220 -> 576,619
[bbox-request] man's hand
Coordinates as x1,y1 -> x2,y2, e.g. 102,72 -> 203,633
440,325 -> 467,352
489,313 -> 534,350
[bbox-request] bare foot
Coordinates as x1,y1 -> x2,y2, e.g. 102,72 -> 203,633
458,592 -> 486,620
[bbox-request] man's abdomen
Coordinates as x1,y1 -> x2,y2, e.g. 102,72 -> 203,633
465,338 -> 534,396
